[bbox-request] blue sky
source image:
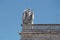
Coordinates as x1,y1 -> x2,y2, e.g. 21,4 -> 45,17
0,0 -> 60,40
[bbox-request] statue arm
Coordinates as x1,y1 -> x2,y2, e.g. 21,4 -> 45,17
22,12 -> 25,21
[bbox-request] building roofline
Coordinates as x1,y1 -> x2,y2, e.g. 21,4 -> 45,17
21,24 -> 60,26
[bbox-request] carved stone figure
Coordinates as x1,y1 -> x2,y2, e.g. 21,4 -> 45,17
22,9 -> 34,24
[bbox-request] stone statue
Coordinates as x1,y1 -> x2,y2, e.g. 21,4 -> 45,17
22,8 -> 34,24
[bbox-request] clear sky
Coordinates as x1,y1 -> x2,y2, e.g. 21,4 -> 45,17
0,0 -> 60,40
